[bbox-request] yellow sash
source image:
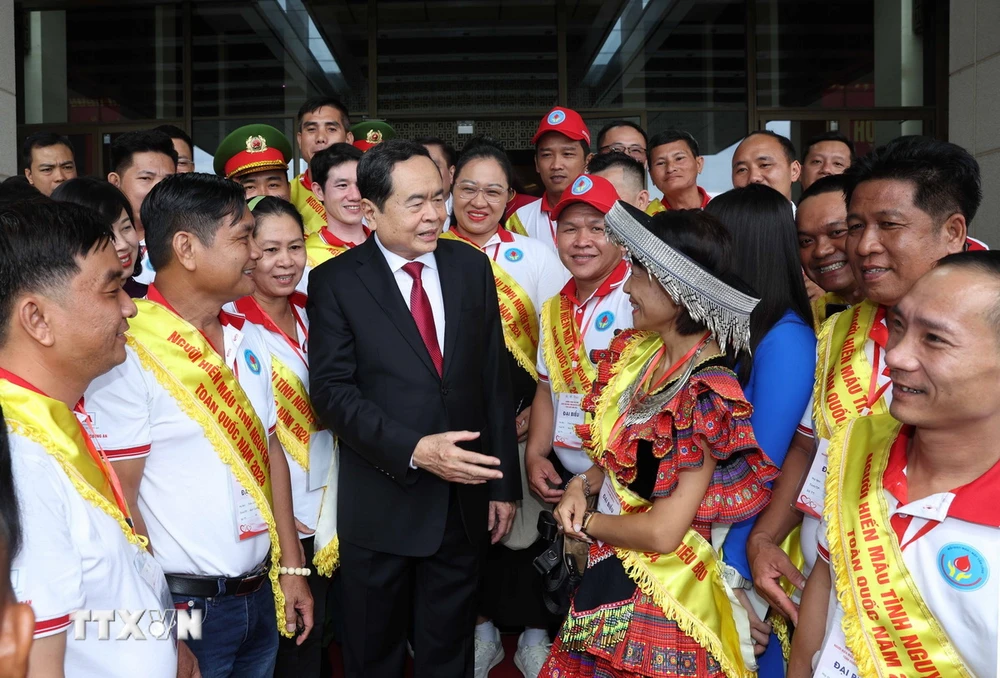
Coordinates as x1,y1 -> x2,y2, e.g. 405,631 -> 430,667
645,198 -> 666,215
811,291 -> 849,332
771,525 -> 806,659
812,299 -> 889,440
290,173 -> 327,236
305,231 -> 348,268
505,211 -> 528,236
441,231 -> 540,379
825,416 -> 974,678
0,379 -> 145,548
582,333 -> 756,678
271,356 -> 322,471
126,300 -> 292,637
540,295 -> 597,394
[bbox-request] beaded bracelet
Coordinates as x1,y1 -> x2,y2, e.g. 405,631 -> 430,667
278,566 -> 312,576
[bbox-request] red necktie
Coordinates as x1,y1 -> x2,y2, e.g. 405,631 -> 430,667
402,262 -> 443,376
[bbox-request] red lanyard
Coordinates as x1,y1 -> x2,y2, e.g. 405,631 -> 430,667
639,332 -> 712,394
75,402 -> 135,528
867,308 -> 891,408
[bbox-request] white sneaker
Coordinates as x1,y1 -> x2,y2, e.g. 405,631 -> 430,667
513,636 -> 552,678
474,635 -> 505,678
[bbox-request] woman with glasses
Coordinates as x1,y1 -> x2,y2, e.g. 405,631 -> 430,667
443,136 -> 568,678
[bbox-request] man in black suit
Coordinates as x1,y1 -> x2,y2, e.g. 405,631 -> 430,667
307,139 -> 521,678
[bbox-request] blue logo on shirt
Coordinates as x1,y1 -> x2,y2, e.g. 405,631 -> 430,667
244,349 -> 262,375
547,109 -> 567,125
937,543 -> 989,591
505,248 -> 524,263
595,311 -> 614,331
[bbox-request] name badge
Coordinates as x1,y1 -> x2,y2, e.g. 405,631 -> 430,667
795,437 -> 830,519
231,475 -> 268,542
814,622 -> 860,678
308,437 -> 335,491
597,475 -> 622,516
553,392 -> 585,450
133,548 -> 172,612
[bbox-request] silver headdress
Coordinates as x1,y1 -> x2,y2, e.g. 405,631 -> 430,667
604,200 -> 760,353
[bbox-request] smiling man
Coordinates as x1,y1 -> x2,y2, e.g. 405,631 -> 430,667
307,139 -> 520,678
796,174 -> 862,328
305,143 -> 367,268
746,136 -> 982,624
789,251 -> 1000,678
84,173 -> 313,677
507,108 -> 593,265
799,131 -> 854,191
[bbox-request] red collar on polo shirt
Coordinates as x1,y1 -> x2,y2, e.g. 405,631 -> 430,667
559,259 -> 629,307
541,194 -> 555,215
320,225 -> 370,249
663,186 -> 711,210
233,292 -> 307,328
449,226 -> 514,248
146,284 -> 246,331
884,425 -> 1000,528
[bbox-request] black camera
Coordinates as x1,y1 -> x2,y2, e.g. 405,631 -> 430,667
532,511 -> 583,615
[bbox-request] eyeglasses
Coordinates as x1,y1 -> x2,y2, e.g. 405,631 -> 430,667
455,183 -> 512,204
600,144 -> 647,160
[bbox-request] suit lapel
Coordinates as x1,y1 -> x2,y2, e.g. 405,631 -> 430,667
355,239 -> 439,379
436,243 -> 464,378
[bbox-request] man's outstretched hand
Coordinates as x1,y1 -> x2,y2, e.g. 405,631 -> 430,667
412,431 -> 503,484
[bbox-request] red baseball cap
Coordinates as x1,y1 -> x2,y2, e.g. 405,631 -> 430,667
550,174 -> 620,220
532,108 -> 591,146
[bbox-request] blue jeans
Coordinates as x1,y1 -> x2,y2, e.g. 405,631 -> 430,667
172,580 -> 279,678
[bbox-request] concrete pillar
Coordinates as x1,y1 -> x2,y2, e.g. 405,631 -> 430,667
23,10 -> 68,125
950,0 -> 1000,245
0,0 -> 18,178
874,0 -> 923,142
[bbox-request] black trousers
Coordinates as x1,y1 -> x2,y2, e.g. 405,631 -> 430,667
339,490 -> 480,678
273,536 -> 331,678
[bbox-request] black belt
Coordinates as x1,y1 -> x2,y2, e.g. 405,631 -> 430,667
166,562 -> 268,598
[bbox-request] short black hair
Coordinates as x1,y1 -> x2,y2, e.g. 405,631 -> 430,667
453,136 -> 515,188
802,131 -> 856,163
0,176 -> 43,208
51,178 -> 140,277
586,152 -> 647,190
141,173 -> 246,270
706,184 -> 813,383
742,130 -> 797,164
0,201 -> 114,346
798,173 -> 849,207
596,120 -> 648,150
153,124 -> 194,153
297,97 -> 351,131
844,136 -> 981,225
310,143 -> 363,190
357,139 -> 432,211
648,130 -> 700,158
249,196 -> 305,236
416,137 -> 457,169
21,132 -> 74,170
935,251 -> 1000,338
110,129 -> 178,176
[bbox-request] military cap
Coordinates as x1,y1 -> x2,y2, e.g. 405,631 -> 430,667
214,124 -> 292,179
351,120 -> 396,152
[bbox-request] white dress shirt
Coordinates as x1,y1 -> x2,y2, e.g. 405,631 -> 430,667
374,233 -> 447,354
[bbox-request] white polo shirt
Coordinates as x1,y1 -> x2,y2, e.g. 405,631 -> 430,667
7,399 -> 176,677
507,196 -> 568,274
537,260 -> 633,473
85,299 -> 278,578
816,428 -> 999,678
796,307 -> 891,574
228,293 -> 334,535
449,227 -> 568,310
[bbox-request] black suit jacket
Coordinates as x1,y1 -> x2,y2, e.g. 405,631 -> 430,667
307,237 -> 520,557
